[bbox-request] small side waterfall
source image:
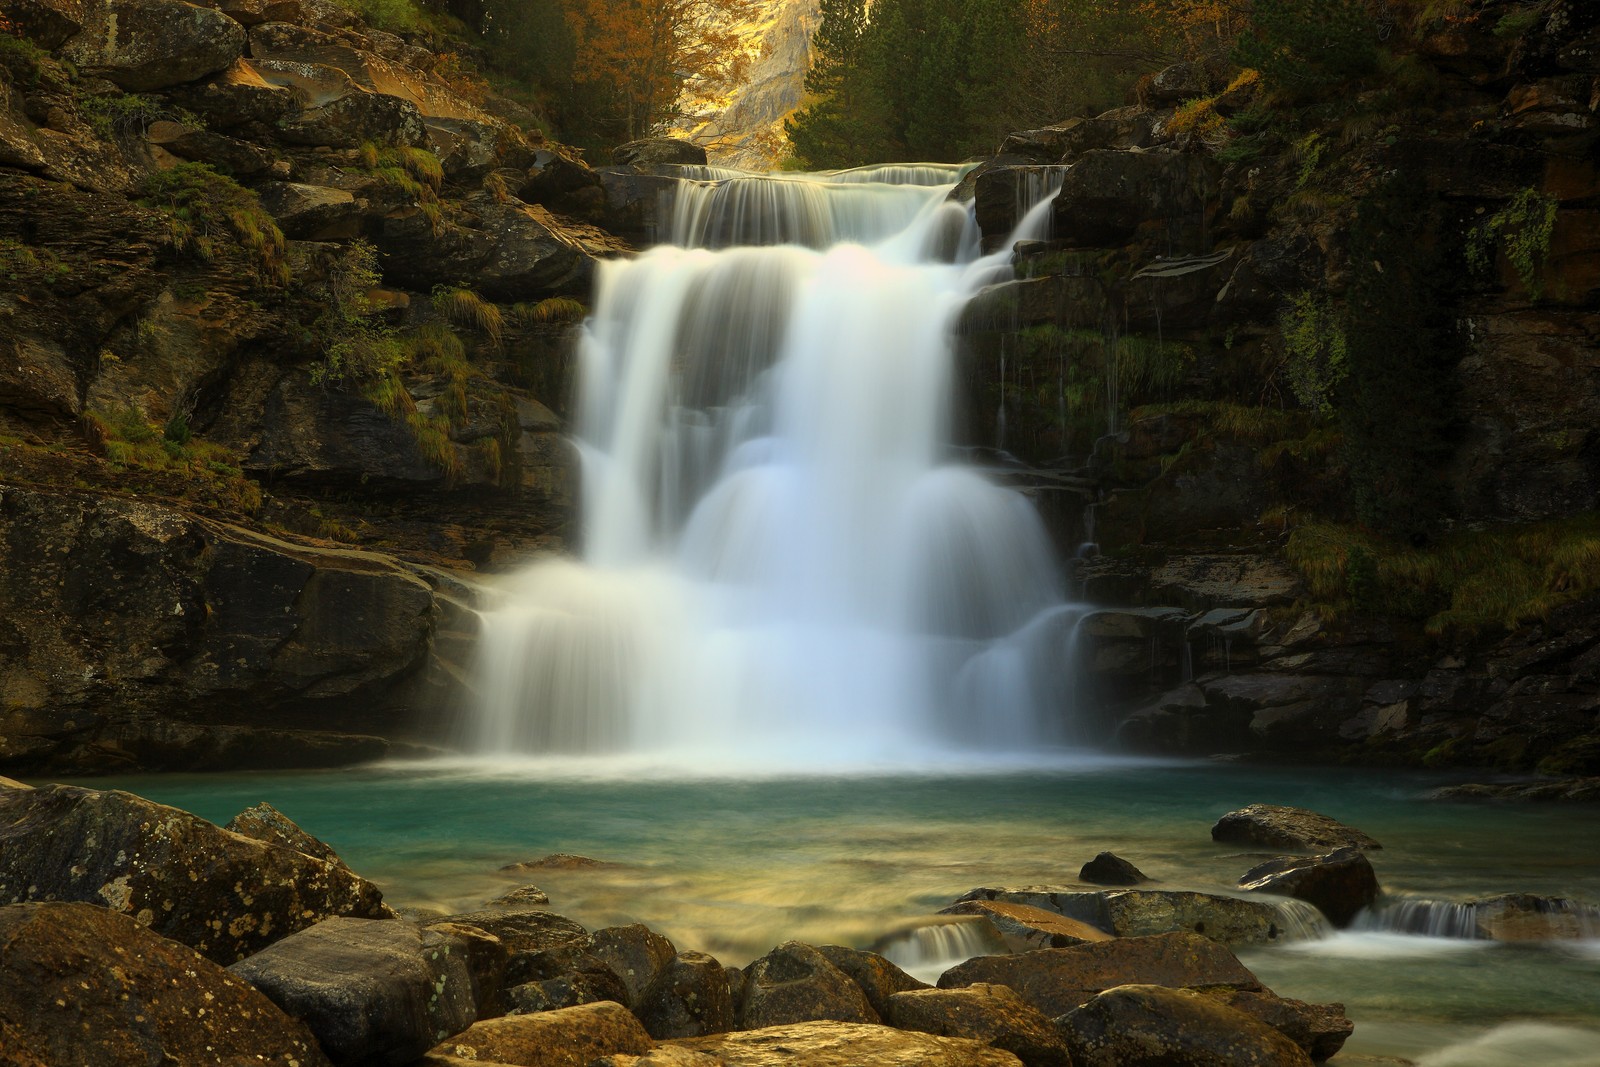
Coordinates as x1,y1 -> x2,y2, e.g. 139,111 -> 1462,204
1354,895 -> 1600,941
872,917 -> 1010,982
471,163 -> 1078,768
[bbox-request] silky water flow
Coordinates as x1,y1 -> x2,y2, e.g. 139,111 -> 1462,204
471,165 -> 1080,769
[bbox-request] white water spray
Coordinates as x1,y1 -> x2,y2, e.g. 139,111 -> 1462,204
471,164 -> 1076,768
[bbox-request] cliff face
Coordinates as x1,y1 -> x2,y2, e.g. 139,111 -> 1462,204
953,0 -> 1600,773
672,0 -> 820,170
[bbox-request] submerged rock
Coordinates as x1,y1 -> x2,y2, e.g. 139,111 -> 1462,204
1216,990 -> 1353,1062
0,784 -> 392,963
1238,847 -> 1380,927
886,983 -> 1073,1067
0,901 -> 331,1067
1061,984 -> 1313,1067
671,1020 -> 1025,1066
1079,852 -> 1149,886
1211,804 -> 1382,852
229,917 -> 476,1067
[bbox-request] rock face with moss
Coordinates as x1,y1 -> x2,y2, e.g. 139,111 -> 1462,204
952,0 -> 1600,774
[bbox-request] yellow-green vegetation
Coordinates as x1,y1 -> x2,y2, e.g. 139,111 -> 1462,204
1492,1 -> 1557,38
1167,98 -> 1225,143
0,237 -> 71,284
308,240 -> 409,386
1466,187 -> 1558,300
84,405 -> 264,514
138,163 -> 290,287
1287,516 -> 1600,635
357,143 -> 445,229
512,297 -> 588,326
1132,399 -> 1309,443
1279,291 -> 1347,415
433,284 -> 503,348
80,92 -> 197,137
0,26 -> 51,85
337,0 -> 427,33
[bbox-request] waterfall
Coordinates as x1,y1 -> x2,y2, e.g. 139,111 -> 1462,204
471,163 -> 1078,768
1353,895 -> 1600,941
873,917 -> 1010,982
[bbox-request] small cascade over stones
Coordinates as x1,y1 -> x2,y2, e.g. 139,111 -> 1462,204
471,163 -> 1079,768
1353,895 -> 1600,941
873,917 -> 1010,982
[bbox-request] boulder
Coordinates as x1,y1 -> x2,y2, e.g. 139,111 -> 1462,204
1215,990 -> 1353,1062
1052,149 -> 1219,248
426,920 -> 512,1018
1469,893 -> 1600,940
62,0 -> 246,92
427,907 -> 588,957
937,932 -> 1262,1017
430,1000 -> 653,1067
254,181 -> 363,240
522,148 -> 608,219
1211,804 -> 1382,852
635,951 -> 737,1039
1238,847 -> 1379,927
1079,852 -> 1149,886
886,983 -> 1073,1067
144,119 -> 274,175
738,941 -> 879,1028
940,900 -> 1113,952
275,85 -> 428,149
614,138 -> 708,167
229,917 -> 476,1067
1139,61 -> 1211,106
587,923 -> 678,1006
954,887 -> 1311,945
596,166 -> 682,243
505,968 -> 629,1014
1061,985 -> 1312,1067
671,1020 -> 1025,1066
224,801 -> 346,865
168,57 -> 301,129
487,885 -> 551,907
6,0 -> 87,49
814,945 -> 929,1019
974,165 -> 1067,245
0,901 -> 331,1067
0,784 -> 392,963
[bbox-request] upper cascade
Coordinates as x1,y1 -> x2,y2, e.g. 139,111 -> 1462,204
470,162 -> 1074,771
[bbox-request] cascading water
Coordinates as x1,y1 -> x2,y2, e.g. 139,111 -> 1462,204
471,163 -> 1078,768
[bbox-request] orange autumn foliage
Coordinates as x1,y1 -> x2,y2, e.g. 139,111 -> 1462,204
564,0 -> 765,139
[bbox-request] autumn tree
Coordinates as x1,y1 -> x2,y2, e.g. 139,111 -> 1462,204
563,0 -> 765,141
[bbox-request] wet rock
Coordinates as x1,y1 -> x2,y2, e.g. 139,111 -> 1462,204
671,1020 -> 1025,1066
1080,852 -> 1149,886
229,917 -> 475,1066
504,968 -> 627,1013
814,945 -> 930,1019
940,900 -> 1113,952
954,887 -> 1310,945
589,923 -> 678,1006
1052,149 -> 1219,248
1147,554 -> 1302,611
1239,847 -> 1379,927
1469,893 -> 1600,940
738,941 -> 879,1028
430,1000 -> 653,1066
886,983 -> 1072,1067
501,853 -> 620,871
426,921 -> 511,1018
635,951 -> 737,1039
0,901 -> 331,1067
0,784 -> 392,963
937,932 -> 1262,1017
614,137 -> 708,167
1212,804 -> 1382,852
1061,984 -> 1312,1067
62,0 -> 246,92
596,166 -> 682,243
974,165 -> 1067,244
1215,990 -> 1353,1062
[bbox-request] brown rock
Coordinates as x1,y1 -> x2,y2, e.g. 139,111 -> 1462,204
5,0 -> 86,49
430,1000 -> 653,1067
1238,847 -> 1380,927
0,784 -> 391,963
61,0 -> 246,92
738,941 -> 879,1028
672,1020 -> 1025,1066
1216,990 -> 1353,1062
224,801 -> 345,865
635,951 -> 737,1039
1061,984 -> 1312,1067
1079,852 -> 1148,886
815,944 -> 930,1019
954,887 -> 1307,945
0,901 -> 331,1067
589,923 -> 678,1006
1212,804 -> 1381,852
886,983 -> 1073,1067
937,932 -> 1262,1017
940,901 -> 1113,952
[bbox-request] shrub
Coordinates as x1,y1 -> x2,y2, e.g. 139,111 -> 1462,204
1280,292 -> 1347,416
138,163 -> 289,286
1466,187 -> 1558,300
308,240 -> 408,386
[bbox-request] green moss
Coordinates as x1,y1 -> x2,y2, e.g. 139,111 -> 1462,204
138,163 -> 289,286
84,405 -> 264,513
307,240 -> 408,387
1466,187 -> 1558,300
1280,291 -> 1347,416
0,237 -> 71,284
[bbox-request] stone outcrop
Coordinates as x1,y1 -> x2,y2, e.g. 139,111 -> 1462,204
229,917 -> 476,1066
737,941 -> 880,1028
0,901 -> 332,1067
61,0 -> 247,92
0,783 -> 393,962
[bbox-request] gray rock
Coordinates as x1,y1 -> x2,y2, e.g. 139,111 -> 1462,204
1216,990 -> 1353,1062
814,945 -> 929,1019
1079,851 -> 1149,886
0,784 -> 392,963
589,923 -> 678,1006
1061,984 -> 1312,1067
254,181 -> 362,240
613,137 -> 707,167
230,918 -> 475,1066
62,0 -> 246,92
954,886 -> 1311,945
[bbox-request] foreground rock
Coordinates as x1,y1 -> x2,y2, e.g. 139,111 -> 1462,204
430,1000 -> 653,1066
1238,847 -> 1380,927
737,941 -> 879,1028
634,950 -> 738,1038
954,886 -> 1314,945
0,901 -> 331,1067
1215,990 -> 1353,1062
938,932 -> 1261,1016
1061,985 -> 1312,1067
230,917 -> 475,1066
815,945 -> 929,1018
672,1020 -> 1025,1066
0,784 -> 392,963
1211,805 -> 1382,852
886,983 -> 1073,1067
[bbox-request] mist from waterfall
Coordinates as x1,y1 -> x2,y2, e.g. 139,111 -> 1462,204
470,165 -> 1080,771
